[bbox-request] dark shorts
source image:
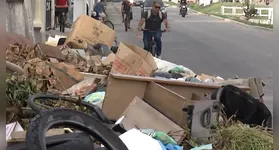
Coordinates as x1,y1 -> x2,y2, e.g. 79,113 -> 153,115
55,7 -> 68,17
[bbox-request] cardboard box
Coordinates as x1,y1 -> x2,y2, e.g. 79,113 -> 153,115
34,43 -> 65,61
65,15 -> 116,49
49,62 -> 84,91
199,73 -> 224,83
102,73 -> 251,127
104,43 -> 157,77
120,96 -> 186,143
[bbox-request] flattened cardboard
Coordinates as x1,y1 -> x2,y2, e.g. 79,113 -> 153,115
35,43 -> 65,61
144,82 -> 196,127
121,96 -> 186,143
102,53 -> 116,66
49,62 -> 84,91
110,43 -> 157,76
124,43 -> 157,71
65,15 -> 116,49
199,73 -> 223,82
102,73 -> 251,127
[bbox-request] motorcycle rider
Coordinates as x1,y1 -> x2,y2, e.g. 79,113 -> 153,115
179,0 -> 188,15
137,1 -> 170,59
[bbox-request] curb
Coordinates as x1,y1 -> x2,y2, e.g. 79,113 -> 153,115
189,8 -> 273,31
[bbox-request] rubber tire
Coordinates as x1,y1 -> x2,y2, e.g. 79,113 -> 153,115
151,43 -> 156,57
104,21 -> 114,30
27,93 -> 112,124
26,108 -> 128,150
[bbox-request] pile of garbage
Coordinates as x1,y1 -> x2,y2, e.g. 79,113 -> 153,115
6,15 -> 273,150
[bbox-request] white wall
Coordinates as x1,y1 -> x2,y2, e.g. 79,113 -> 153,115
73,0 -> 94,22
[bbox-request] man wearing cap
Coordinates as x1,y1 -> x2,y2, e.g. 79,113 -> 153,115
137,1 -> 170,59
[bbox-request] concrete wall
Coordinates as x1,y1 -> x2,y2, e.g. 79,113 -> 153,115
7,0 -> 37,42
73,0 -> 95,22
31,0 -> 46,43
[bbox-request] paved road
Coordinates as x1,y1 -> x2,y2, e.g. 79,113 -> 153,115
109,3 -> 275,112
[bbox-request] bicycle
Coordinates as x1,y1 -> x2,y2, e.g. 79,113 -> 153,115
141,29 -> 166,57
102,16 -> 114,30
55,6 -> 69,32
92,12 -> 114,30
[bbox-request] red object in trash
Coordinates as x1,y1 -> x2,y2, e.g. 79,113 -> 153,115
56,0 -> 68,6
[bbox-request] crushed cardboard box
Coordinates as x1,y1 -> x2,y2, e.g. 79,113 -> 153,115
49,62 -> 84,91
102,73 -> 250,127
65,15 -> 116,49
102,42 -> 157,77
119,96 -> 186,143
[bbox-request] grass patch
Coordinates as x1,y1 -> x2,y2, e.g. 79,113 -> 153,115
224,8 -> 232,14
213,122 -> 273,150
235,8 -> 243,14
261,9 -> 269,15
189,2 -> 273,29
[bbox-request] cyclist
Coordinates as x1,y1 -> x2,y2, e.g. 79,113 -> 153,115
121,0 -> 132,27
55,0 -> 69,29
94,0 -> 106,20
137,1 -> 170,59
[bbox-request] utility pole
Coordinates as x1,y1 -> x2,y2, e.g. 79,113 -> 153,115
6,0 -> 35,43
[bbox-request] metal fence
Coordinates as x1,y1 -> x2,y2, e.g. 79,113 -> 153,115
220,6 -> 273,24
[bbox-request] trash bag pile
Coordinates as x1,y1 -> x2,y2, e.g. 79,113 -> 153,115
6,14 -> 273,150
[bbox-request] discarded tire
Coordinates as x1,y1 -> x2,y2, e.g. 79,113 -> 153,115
27,93 -> 112,124
26,108 -> 128,150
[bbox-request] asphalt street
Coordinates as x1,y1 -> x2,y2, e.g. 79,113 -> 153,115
108,2 -> 275,112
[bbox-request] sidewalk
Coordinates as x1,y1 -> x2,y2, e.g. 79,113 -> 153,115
106,2 -> 143,46
106,2 -> 122,25
45,2 -> 122,40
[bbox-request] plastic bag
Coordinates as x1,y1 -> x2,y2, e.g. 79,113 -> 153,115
154,58 -> 195,77
83,91 -> 106,105
140,129 -> 177,145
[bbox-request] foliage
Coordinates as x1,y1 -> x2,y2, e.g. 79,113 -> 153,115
6,74 -> 40,107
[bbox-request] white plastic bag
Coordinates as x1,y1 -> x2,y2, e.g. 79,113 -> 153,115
154,57 -> 196,77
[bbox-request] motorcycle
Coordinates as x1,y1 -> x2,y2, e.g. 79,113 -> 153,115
180,4 -> 187,17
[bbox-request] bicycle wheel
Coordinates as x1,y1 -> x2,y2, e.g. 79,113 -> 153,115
104,20 -> 114,30
150,41 -> 157,57
26,108 -> 128,150
124,17 -> 128,32
62,13 -> 66,32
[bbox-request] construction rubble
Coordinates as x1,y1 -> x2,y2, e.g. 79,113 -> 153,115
6,15 -> 273,150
